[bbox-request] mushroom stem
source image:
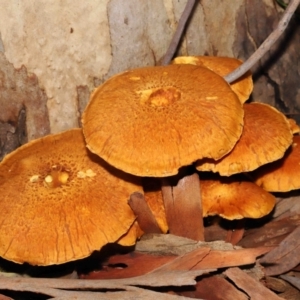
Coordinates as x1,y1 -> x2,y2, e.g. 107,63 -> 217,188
224,0 -> 300,83
161,172 -> 204,241
128,192 -> 162,234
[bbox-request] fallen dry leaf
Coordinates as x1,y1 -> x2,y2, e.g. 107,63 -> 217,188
0,294 -> 13,300
0,283 -> 196,300
179,275 -> 248,300
82,242 -> 272,280
192,246 -> 273,270
265,276 -> 288,292
280,275 -> 300,292
136,233 -> 236,256
273,193 -> 300,220
266,276 -> 300,299
225,267 -> 284,299
0,269 -> 210,299
150,247 -> 211,272
80,252 -> 175,279
238,214 -> 300,248
260,226 -> 300,276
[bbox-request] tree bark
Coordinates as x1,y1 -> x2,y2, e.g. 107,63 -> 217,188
0,0 -> 299,155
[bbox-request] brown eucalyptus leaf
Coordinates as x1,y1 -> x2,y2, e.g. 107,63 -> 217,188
179,275 -> 248,300
260,226 -> 300,276
225,267 -> 283,299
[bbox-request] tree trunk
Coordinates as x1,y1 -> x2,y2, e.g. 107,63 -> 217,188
0,0 -> 299,157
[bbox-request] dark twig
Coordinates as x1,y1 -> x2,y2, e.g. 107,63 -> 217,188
161,0 -> 196,66
225,0 -> 300,83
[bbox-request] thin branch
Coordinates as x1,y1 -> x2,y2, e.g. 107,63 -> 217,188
225,0 -> 300,83
161,0 -> 197,66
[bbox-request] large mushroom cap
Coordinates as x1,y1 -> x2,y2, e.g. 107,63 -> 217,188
196,102 -> 293,175
172,56 -> 253,104
252,135 -> 300,192
0,128 -> 141,266
201,174 -> 275,220
82,64 -> 244,177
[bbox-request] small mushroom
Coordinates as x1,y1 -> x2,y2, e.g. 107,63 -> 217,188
172,56 -> 253,104
201,174 -> 275,220
196,102 -> 293,176
252,135 -> 300,192
0,128 -> 142,265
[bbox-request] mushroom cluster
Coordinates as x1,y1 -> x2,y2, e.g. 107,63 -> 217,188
0,55 -> 297,266
82,63 -> 245,240
81,57 -> 294,241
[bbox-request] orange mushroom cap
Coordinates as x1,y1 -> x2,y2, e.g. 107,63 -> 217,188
82,64 -> 244,177
0,128 -> 142,266
201,174 -> 276,220
172,56 -> 253,104
117,220 -> 144,246
252,135 -> 300,192
196,102 -> 293,175
287,118 -> 300,134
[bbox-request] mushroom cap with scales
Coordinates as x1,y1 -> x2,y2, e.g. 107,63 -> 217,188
287,118 -> 300,134
0,128 -> 142,266
252,135 -> 300,192
201,174 -> 276,220
172,56 -> 253,104
82,64 -> 244,177
196,102 -> 293,176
